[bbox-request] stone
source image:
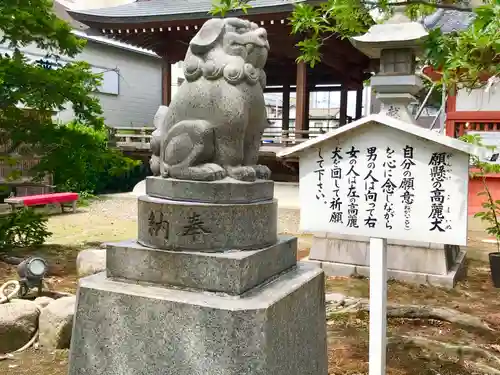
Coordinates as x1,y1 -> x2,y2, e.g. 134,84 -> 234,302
76,248 -> 106,276
0,300 -> 39,353
106,236 -> 297,295
68,18 -> 328,375
325,292 -> 346,303
34,296 -> 54,308
149,106 -> 169,176
132,179 -> 146,197
150,18 -> 271,182
309,235 -> 450,275
308,235 -> 467,288
69,265 -> 328,375
138,195 -> 278,251
146,176 -> 274,203
309,248 -> 467,289
39,296 -> 76,349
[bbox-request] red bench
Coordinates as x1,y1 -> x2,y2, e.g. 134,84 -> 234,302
5,192 -> 79,213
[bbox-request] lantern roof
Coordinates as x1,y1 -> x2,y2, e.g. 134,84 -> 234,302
350,7 -> 428,59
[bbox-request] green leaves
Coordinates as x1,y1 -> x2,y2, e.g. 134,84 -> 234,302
209,0 -> 500,90
33,121 -> 140,194
288,0 -> 372,67
0,208 -> 52,250
423,1 -> 500,89
0,0 -> 139,197
0,0 -> 103,131
210,0 -> 252,17
0,0 -> 84,56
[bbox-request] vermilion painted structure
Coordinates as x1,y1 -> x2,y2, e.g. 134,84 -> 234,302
446,95 -> 500,215
423,64 -> 500,215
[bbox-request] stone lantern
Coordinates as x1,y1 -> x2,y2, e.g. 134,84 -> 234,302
350,7 -> 429,123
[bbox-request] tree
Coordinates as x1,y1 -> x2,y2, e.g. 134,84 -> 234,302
0,0 -> 140,194
211,0 -> 500,90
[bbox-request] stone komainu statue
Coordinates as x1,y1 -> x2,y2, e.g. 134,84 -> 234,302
150,17 -> 271,182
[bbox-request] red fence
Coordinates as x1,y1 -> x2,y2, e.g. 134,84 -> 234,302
445,95 -> 500,138
444,98 -> 500,214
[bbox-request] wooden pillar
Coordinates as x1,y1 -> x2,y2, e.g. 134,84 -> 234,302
295,61 -> 307,138
445,93 -> 457,137
355,87 -> 363,120
339,85 -> 348,126
161,58 -> 172,106
304,86 -> 311,138
282,83 -> 290,135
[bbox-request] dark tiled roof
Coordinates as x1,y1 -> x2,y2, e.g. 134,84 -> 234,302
421,7 -> 475,33
52,1 -> 89,30
68,0 -> 315,24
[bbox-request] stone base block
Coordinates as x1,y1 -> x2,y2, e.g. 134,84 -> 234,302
310,234 -> 461,275
146,176 -> 274,203
68,265 -> 328,375
106,235 -> 297,295
304,249 -> 467,289
138,195 -> 277,251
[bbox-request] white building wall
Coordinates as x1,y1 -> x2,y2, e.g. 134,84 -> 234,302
456,87 -> 500,112
1,37 -> 163,128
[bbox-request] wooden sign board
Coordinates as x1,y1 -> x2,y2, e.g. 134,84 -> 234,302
278,114 -> 477,375
292,118 -> 471,246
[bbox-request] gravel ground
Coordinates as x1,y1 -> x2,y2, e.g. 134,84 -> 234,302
47,195 -> 138,246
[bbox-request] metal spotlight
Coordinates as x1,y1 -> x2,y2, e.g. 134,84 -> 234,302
17,257 -> 48,297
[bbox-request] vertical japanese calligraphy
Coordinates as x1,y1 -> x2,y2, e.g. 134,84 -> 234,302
314,148 -> 326,204
301,129 -> 469,246
381,147 -> 397,229
363,147 -> 379,228
400,146 -> 416,230
148,211 -> 170,240
330,147 -> 343,223
429,152 -> 452,232
346,146 -> 360,228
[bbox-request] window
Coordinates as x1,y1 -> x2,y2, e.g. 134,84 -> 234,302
92,67 -> 120,95
380,49 -> 415,75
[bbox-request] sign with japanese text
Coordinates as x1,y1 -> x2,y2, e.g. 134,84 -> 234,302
299,124 -> 469,245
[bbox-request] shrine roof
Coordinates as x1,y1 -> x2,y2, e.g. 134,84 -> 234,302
421,8 -> 475,34
68,0 -> 318,24
277,114 -> 484,158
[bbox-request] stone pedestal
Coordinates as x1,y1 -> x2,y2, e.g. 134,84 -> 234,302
138,195 -> 278,251
68,178 -> 328,375
370,75 -> 423,124
304,233 -> 466,288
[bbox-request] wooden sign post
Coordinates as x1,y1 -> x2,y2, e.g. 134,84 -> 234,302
277,114 -> 476,375
369,237 -> 387,375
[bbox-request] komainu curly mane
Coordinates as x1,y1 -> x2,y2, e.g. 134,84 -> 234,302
183,55 -> 266,88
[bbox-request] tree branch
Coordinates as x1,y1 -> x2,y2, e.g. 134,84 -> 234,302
326,296 -> 495,333
389,335 -> 500,373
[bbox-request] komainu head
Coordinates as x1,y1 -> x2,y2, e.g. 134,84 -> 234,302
182,17 -> 269,88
